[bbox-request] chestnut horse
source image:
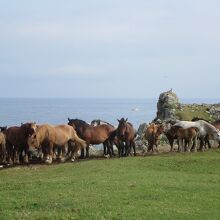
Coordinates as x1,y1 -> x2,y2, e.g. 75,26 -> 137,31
144,123 -> 164,152
68,118 -> 115,158
171,126 -> 199,152
5,122 -> 37,164
28,124 -> 87,164
116,118 -> 136,157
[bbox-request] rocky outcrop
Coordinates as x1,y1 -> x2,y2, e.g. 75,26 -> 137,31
154,89 -> 180,122
154,90 -> 220,122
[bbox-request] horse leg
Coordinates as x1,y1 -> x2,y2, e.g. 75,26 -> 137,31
132,141 -> 136,156
117,142 -> 122,157
79,148 -> 85,159
169,138 -> 174,152
23,144 -> 29,164
85,145 -> 89,158
60,144 -> 67,162
46,143 -> 53,164
192,137 -> 197,152
199,137 -> 204,151
121,142 -> 125,156
187,139 -> 192,152
178,138 -> 183,152
205,136 -> 211,149
103,142 -> 107,155
125,141 -> 130,156
110,141 -> 116,156
1,143 -> 6,164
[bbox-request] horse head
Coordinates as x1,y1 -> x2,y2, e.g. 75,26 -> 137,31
117,118 -> 128,139
21,122 -> 37,137
28,132 -> 40,149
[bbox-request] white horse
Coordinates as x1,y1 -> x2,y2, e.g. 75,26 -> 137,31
173,120 -> 220,150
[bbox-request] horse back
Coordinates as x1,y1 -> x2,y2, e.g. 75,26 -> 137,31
6,126 -> 24,145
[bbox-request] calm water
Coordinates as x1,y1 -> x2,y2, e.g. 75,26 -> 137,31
0,98 -> 219,129
0,98 -> 157,128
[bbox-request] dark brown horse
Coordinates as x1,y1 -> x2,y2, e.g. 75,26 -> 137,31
116,118 -> 136,157
67,118 -> 115,158
5,122 -> 37,164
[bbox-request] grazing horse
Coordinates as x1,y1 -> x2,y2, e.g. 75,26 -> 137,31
192,117 -> 220,148
116,118 -> 136,157
68,118 -> 115,158
144,123 -> 164,152
5,122 -> 37,164
28,124 -> 87,164
173,120 -> 220,150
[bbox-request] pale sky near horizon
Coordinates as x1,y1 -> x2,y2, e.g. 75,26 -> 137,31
0,1 -> 220,99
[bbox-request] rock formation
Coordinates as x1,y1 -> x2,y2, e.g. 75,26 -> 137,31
154,89 -> 180,122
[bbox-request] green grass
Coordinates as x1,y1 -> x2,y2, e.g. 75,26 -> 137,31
175,105 -> 212,121
1,150 -> 220,219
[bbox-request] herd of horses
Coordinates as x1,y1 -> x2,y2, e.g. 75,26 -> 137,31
0,116 -> 220,166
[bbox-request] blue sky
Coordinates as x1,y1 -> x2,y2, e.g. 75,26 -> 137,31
0,0 -> 220,98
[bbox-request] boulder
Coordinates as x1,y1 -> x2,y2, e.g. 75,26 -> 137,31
154,89 -> 180,121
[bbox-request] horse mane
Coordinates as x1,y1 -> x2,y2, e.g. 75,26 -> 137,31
68,118 -> 89,126
0,126 -> 7,132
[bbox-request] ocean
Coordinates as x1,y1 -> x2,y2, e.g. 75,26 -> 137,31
0,98 -> 219,129
0,98 -> 157,129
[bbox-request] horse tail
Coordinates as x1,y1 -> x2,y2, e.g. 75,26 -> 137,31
72,132 -> 87,150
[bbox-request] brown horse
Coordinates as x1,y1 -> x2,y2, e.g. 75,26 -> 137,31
0,131 -> 6,164
175,126 -> 199,152
90,119 -> 117,156
144,123 -> 164,152
28,124 -> 87,164
116,118 -> 136,157
164,125 -> 178,152
5,122 -> 37,164
67,118 -> 115,158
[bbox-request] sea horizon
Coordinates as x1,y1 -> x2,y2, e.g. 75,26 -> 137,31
0,97 -> 220,129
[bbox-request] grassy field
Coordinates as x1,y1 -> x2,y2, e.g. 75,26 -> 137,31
175,105 -> 211,121
1,150 -> 220,220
